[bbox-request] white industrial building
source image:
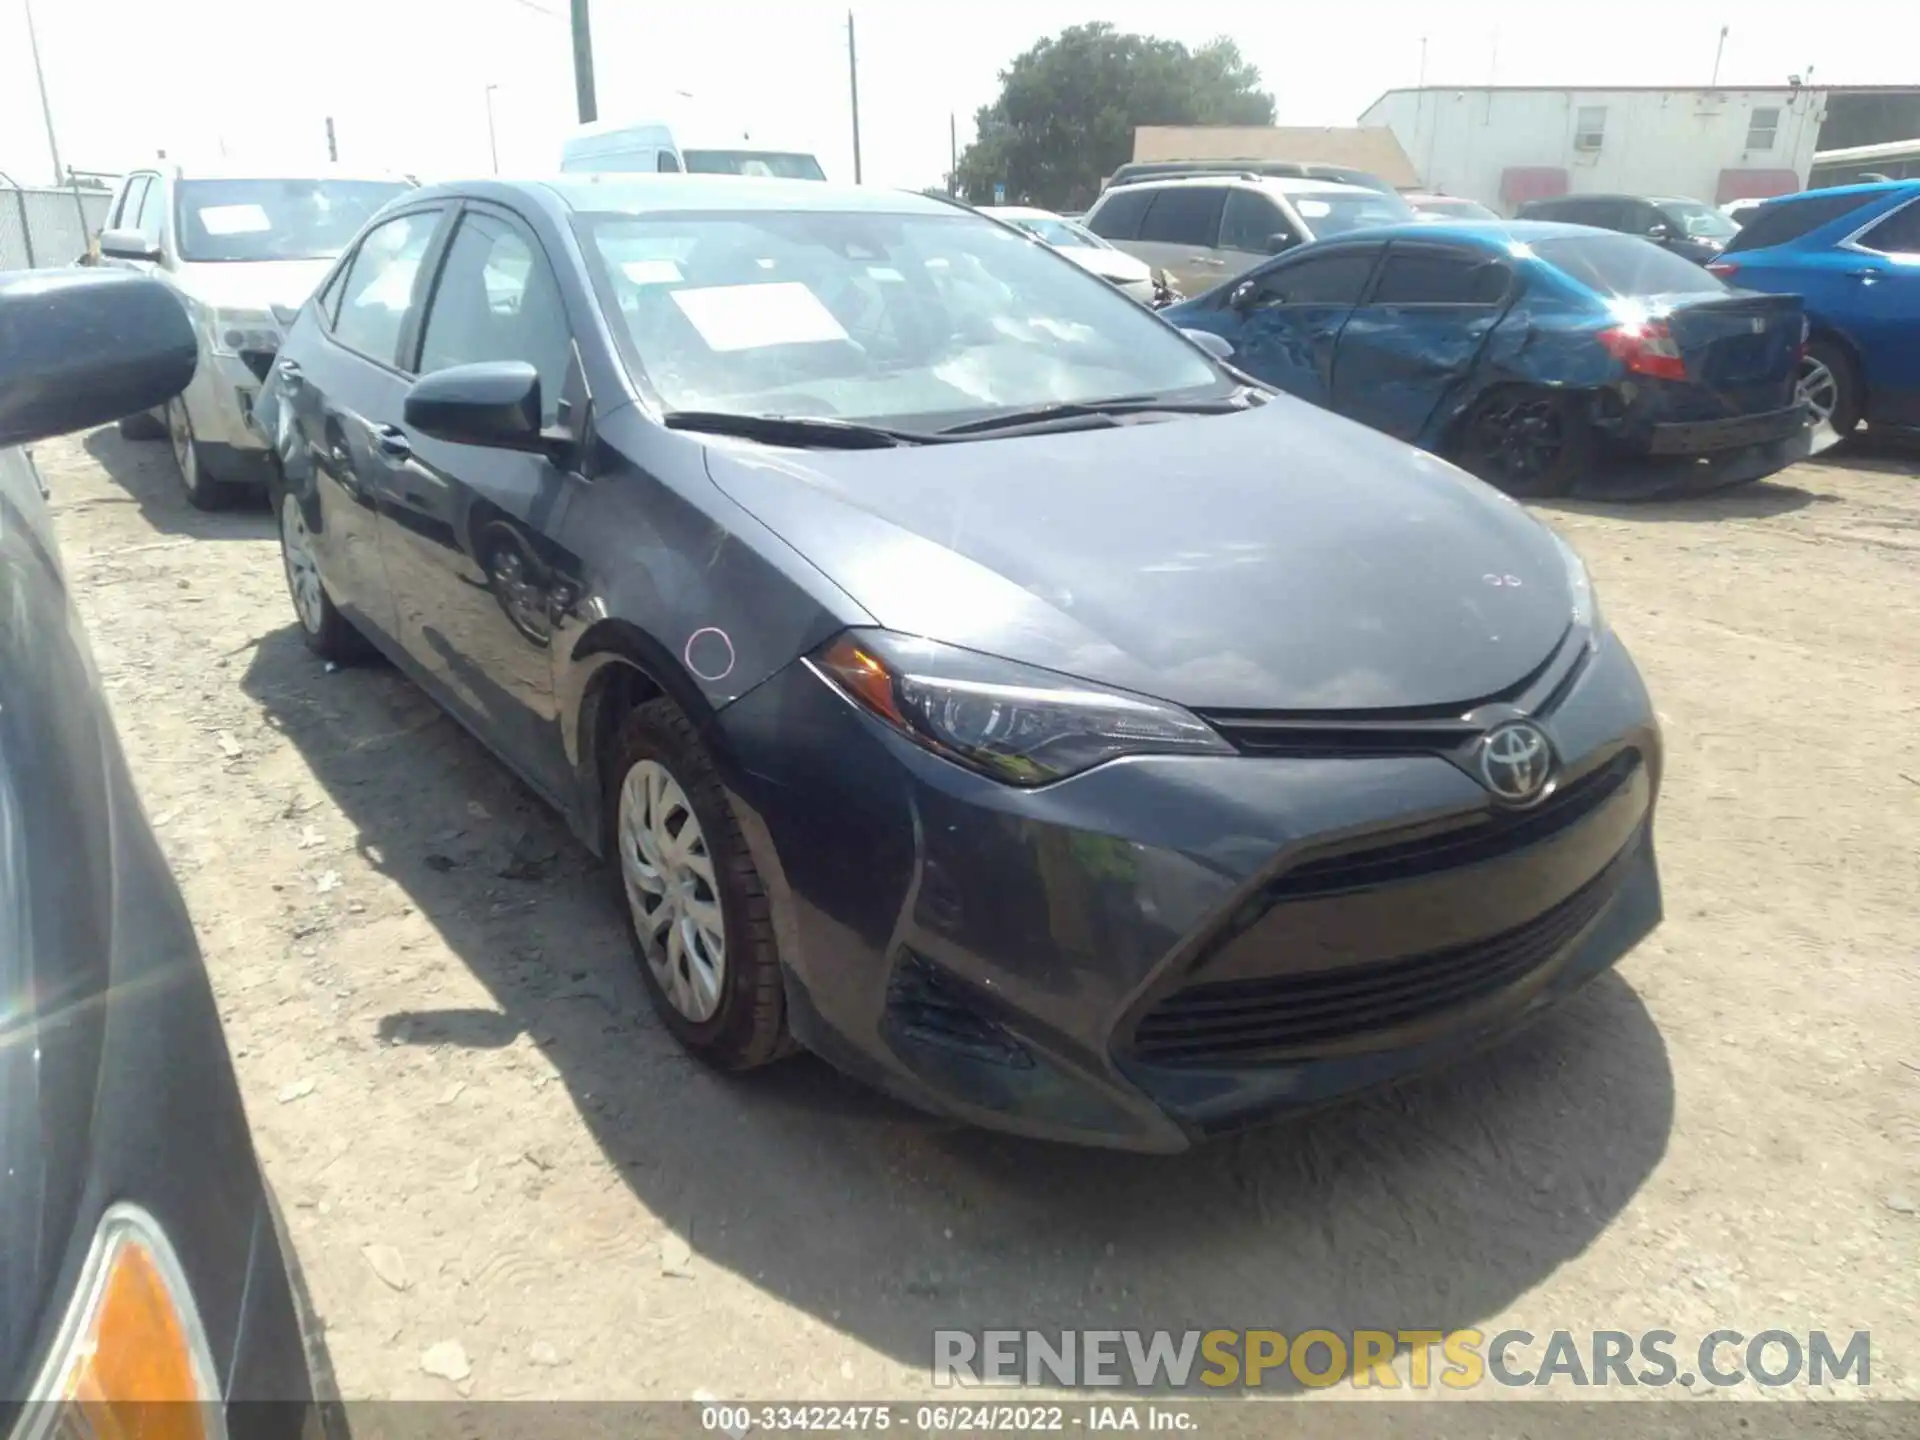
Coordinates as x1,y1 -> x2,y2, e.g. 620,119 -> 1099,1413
1361,85 -> 1836,214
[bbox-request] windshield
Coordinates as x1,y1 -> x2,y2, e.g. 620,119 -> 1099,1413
682,150 -> 827,181
579,208 -> 1225,429
174,179 -> 411,262
1290,190 -> 1415,237
1655,200 -> 1739,240
1010,216 -> 1110,250
1531,234 -> 1728,297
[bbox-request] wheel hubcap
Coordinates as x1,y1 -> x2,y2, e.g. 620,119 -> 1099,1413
168,402 -> 197,490
280,494 -> 325,635
1796,357 -> 1838,426
618,759 -> 726,1023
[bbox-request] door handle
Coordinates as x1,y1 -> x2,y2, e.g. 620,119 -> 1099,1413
275,358 -> 303,388
373,425 -> 411,459
1846,268 -> 1881,280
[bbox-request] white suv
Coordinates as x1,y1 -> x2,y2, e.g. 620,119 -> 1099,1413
1082,174 -> 1414,298
97,166 -> 412,507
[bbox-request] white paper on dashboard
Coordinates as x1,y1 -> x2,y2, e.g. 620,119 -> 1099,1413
669,282 -> 850,351
198,204 -> 273,235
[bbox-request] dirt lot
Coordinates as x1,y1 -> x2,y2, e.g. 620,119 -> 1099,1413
34,425 -> 1920,1403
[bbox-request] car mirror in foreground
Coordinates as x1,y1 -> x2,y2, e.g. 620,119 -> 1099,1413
1181,328 -> 1235,362
98,228 -> 162,262
404,361 -> 554,455
0,269 -> 197,449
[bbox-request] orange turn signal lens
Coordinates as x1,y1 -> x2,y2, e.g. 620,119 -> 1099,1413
25,1206 -> 223,1440
812,634 -> 907,729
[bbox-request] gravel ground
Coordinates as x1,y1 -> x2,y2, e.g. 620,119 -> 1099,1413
33,424 -> 1920,1405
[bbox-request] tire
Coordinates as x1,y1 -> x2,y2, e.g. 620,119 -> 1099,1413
167,398 -> 233,510
1453,388 -> 1593,499
117,408 -> 166,440
275,488 -> 370,663
606,697 -> 790,1070
1797,338 -> 1860,437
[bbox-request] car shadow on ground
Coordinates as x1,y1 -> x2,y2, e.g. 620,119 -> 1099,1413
1538,477 -> 1826,525
241,623 -> 1676,1394
81,426 -> 272,539
1821,428 -> 1920,478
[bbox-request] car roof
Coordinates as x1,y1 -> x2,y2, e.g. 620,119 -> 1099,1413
1300,219 -> 1618,248
1404,193 -> 1490,205
406,175 -> 960,219
142,163 -> 411,185
1105,175 -> 1381,198
1764,178 -> 1920,203
980,205 -> 1057,221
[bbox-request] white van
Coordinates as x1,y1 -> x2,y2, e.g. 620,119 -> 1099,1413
560,120 -> 827,181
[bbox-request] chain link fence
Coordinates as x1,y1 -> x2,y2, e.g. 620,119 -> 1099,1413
1,180 -> 115,270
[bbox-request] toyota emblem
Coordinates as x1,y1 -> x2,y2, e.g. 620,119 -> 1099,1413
1478,721 -> 1554,805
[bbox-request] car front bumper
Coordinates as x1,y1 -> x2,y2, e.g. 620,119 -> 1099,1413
716,630 -> 1664,1151
176,345 -> 277,484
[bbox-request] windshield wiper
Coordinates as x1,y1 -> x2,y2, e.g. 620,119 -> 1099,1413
937,390 -> 1262,436
663,411 -> 931,449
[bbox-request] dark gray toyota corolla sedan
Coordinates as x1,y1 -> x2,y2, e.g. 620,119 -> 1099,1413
254,175 -> 1664,1151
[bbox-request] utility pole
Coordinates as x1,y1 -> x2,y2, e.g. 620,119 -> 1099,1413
22,0 -> 64,185
949,112 -> 958,194
1417,36 -> 1428,88
1710,25 -> 1730,88
325,116 -> 338,162
485,86 -> 501,173
847,10 -> 863,184
570,0 -> 597,124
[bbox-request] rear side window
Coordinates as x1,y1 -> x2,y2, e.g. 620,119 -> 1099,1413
110,176 -> 151,229
1085,187 -> 1153,241
657,151 -> 682,173
331,209 -> 441,365
1253,250 -> 1377,305
1371,249 -> 1511,304
1724,191 -> 1881,253
1532,234 -> 1726,297
1856,198 -> 1920,256
1137,187 -> 1226,247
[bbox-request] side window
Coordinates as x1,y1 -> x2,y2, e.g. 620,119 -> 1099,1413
657,151 -> 683,173
132,178 -> 167,247
1746,107 -> 1781,151
1137,187 -> 1226,248
1856,199 -> 1920,257
1370,249 -> 1511,305
315,264 -> 349,329
1085,188 -> 1153,242
417,211 -> 573,426
110,175 -> 150,229
1220,189 -> 1288,253
1252,251 -> 1376,306
1630,202 -> 1669,236
1724,191 -> 1880,253
332,210 -> 441,366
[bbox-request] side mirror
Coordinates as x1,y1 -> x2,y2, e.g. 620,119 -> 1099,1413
1646,222 -> 1673,243
0,270 -> 197,448
404,361 -> 550,453
1180,328 -> 1234,361
99,227 -> 162,262
1264,233 -> 1295,255
1228,280 -> 1260,310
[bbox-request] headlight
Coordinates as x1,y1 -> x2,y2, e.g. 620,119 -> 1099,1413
194,303 -> 279,358
1551,530 -> 1605,645
808,631 -> 1233,785
19,1204 -> 225,1440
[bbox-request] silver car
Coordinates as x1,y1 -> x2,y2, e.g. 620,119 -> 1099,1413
1081,174 -> 1414,297
97,165 -> 412,507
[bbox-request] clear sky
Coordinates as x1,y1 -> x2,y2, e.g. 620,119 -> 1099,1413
3,0 -> 1917,190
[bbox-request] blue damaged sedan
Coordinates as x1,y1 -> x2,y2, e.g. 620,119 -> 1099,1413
1169,220 -> 1813,499
252,177 -> 1664,1150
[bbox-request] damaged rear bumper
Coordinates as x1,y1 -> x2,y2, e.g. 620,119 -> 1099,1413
1577,404 -> 1824,500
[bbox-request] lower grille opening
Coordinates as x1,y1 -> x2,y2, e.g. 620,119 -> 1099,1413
884,952 -> 1034,1069
1130,840 -> 1636,1068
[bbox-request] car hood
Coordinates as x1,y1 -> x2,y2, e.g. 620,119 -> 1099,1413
173,258 -> 335,312
1055,246 -> 1152,285
702,399 -> 1574,712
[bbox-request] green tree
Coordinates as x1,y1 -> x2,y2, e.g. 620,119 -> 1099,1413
955,24 -> 1275,211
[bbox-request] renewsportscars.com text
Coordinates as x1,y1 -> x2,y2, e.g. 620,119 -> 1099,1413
932,1328 -> 1872,1391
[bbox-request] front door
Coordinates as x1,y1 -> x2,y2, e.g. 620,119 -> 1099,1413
1132,186 -> 1230,296
1331,242 -> 1516,443
376,203 -> 585,801
1216,246 -> 1380,408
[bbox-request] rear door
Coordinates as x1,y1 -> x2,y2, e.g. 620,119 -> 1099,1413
1131,186 -> 1230,295
377,201 -> 586,799
278,204 -> 450,644
1838,197 -> 1920,423
1212,246 -> 1381,407
1330,241 -> 1516,442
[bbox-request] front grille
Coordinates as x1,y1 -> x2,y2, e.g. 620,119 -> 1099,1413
1130,840 -> 1635,1067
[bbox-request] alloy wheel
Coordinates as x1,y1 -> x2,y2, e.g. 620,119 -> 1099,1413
1474,397 -> 1565,485
618,758 -> 727,1023
1796,355 -> 1839,428
167,401 -> 198,495
280,494 -> 325,635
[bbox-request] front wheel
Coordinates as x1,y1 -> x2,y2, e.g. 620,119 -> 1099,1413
1797,339 -> 1860,437
277,490 -> 369,662
167,398 -> 234,511
1454,389 -> 1593,499
606,697 -> 790,1070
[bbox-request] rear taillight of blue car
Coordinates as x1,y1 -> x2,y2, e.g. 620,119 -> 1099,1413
1598,320 -> 1689,382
